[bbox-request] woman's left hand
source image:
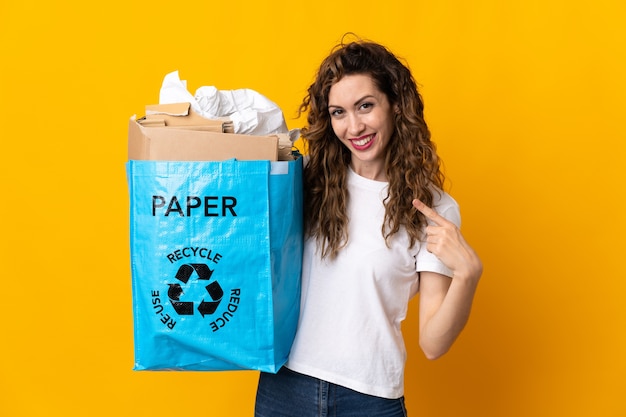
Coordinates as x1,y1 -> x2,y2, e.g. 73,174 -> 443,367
412,199 -> 483,282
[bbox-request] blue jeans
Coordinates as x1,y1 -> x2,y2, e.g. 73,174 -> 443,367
254,367 -> 408,417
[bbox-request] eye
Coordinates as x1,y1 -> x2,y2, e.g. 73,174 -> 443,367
329,108 -> 344,117
359,102 -> 374,111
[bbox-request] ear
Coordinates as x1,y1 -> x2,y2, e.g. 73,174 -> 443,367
394,104 -> 401,114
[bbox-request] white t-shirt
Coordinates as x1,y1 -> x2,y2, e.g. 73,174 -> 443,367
286,167 -> 460,399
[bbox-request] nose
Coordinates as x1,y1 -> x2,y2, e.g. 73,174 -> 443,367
347,113 -> 365,136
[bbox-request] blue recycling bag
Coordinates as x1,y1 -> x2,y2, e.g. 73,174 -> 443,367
126,158 -> 303,372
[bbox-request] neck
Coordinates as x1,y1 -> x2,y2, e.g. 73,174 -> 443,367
350,161 -> 387,181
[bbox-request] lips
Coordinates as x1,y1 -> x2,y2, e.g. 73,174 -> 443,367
350,134 -> 375,150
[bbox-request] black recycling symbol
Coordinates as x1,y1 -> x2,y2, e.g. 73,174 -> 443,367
167,263 -> 224,317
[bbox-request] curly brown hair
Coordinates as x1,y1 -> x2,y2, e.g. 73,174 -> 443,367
299,38 -> 445,259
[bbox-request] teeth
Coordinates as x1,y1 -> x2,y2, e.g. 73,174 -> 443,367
353,135 -> 372,146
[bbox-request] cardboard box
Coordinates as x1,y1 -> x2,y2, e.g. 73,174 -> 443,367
128,103 -> 280,161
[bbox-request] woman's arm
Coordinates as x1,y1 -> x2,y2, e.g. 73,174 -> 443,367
412,199 -> 483,360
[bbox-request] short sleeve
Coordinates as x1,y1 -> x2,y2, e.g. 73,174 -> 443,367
415,191 -> 461,278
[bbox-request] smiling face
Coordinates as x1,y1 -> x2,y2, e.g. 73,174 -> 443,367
328,74 -> 396,181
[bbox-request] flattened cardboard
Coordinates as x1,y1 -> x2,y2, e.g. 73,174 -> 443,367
141,102 -> 234,132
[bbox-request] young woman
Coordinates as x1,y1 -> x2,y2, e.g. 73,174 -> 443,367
255,38 -> 483,417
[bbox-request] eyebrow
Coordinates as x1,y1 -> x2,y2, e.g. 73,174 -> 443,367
328,94 -> 377,109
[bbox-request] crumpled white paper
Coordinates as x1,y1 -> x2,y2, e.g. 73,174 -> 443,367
158,71 -> 288,136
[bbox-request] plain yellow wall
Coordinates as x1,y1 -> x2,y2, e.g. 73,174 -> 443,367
1,1 -> 624,416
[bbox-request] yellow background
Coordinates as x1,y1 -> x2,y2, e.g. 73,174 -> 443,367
1,0 -> 624,416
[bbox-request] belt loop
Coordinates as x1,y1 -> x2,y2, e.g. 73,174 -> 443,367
318,379 -> 329,417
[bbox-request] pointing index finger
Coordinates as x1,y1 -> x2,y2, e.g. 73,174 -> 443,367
412,199 -> 446,226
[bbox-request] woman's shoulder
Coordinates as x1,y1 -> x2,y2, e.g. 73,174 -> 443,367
432,188 -> 458,208
431,188 -> 461,227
